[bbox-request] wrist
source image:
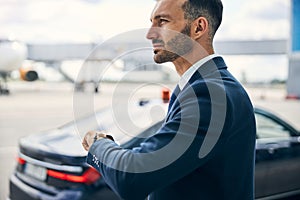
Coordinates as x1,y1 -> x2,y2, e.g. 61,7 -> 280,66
93,133 -> 104,143
93,133 -> 114,143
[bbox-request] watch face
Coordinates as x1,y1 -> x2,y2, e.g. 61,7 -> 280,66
106,135 -> 114,141
94,133 -> 114,143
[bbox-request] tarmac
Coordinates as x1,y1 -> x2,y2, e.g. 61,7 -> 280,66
0,81 -> 299,200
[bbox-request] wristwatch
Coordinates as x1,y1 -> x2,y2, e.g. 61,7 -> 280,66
93,133 -> 114,143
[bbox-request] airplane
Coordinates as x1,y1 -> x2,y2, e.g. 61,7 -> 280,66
0,38 -> 38,95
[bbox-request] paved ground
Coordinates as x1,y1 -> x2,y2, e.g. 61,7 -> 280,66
246,85 -> 300,130
0,81 -> 299,200
0,81 -> 174,200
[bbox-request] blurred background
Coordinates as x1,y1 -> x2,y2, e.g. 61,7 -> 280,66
0,0 -> 291,83
1,0 -> 299,199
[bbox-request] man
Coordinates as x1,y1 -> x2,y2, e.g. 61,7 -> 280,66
82,0 -> 256,199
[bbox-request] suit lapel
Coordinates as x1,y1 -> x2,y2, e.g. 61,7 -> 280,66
165,57 -> 227,122
168,84 -> 180,113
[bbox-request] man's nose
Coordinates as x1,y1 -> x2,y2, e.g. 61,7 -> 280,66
146,27 -> 159,40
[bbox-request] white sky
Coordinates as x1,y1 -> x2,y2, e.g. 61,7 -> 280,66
0,0 -> 290,43
0,0 -> 292,82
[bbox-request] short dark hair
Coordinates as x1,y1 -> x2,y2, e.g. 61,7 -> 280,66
182,0 -> 223,40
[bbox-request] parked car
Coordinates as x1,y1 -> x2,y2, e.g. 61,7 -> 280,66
8,98 -> 300,200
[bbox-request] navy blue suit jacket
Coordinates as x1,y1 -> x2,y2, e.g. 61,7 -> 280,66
87,57 -> 256,200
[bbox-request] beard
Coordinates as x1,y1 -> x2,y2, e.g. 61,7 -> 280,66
153,23 -> 193,64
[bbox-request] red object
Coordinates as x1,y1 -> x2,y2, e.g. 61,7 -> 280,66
161,88 -> 170,103
286,95 -> 300,100
47,167 -> 101,185
17,157 -> 26,165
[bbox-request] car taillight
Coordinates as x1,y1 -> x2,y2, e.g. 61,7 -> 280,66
17,157 -> 26,165
47,167 -> 101,185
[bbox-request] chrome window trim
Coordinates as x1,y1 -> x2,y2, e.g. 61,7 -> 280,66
256,189 -> 300,200
19,153 -> 83,173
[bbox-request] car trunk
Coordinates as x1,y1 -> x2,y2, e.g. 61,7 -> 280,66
14,99 -> 168,193
19,127 -> 87,166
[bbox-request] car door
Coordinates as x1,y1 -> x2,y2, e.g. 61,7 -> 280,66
255,131 -> 271,198
255,112 -> 300,197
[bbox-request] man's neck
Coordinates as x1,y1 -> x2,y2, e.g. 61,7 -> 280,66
173,47 -> 215,76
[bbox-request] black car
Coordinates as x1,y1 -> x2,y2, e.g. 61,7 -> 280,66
8,98 -> 300,200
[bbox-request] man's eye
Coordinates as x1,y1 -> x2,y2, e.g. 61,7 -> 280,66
159,19 -> 168,25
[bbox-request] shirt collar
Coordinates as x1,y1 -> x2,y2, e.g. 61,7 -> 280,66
178,54 -> 220,90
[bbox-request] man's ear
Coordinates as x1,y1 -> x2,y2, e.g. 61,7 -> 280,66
192,17 -> 209,40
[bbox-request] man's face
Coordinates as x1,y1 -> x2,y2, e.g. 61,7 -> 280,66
147,0 -> 193,64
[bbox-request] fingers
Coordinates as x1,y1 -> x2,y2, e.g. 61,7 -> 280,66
82,132 -> 92,151
82,139 -> 89,151
81,131 -> 107,151
82,131 -> 95,151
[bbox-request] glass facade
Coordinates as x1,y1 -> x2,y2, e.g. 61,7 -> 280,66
292,0 -> 300,52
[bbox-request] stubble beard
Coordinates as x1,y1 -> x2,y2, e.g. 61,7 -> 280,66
153,23 -> 193,64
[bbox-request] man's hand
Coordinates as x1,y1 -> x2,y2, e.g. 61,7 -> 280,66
82,131 -> 114,151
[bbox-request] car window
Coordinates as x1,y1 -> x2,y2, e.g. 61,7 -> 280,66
255,113 -> 290,139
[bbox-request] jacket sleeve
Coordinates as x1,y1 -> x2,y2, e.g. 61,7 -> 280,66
86,82 -> 226,200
